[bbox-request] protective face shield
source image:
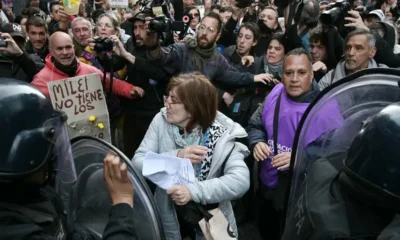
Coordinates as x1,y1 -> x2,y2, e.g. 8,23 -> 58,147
59,136 -> 165,240
281,68 -> 400,239
2,110 -> 76,185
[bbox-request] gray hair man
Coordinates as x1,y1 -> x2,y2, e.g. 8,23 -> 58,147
71,17 -> 93,57
318,29 -> 387,90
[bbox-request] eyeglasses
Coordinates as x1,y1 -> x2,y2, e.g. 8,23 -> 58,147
190,13 -> 200,18
198,25 -> 216,34
163,95 -> 182,108
97,22 -> 114,28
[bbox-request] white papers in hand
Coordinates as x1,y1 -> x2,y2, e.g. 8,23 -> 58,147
142,152 -> 196,190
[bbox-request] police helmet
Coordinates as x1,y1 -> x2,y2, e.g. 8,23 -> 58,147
344,102 -> 400,199
0,79 -> 75,183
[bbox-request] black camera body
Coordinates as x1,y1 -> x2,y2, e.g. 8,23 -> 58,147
320,0 -> 351,26
93,37 -> 114,53
149,15 -> 172,33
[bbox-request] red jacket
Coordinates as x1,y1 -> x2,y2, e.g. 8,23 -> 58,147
32,54 -> 135,99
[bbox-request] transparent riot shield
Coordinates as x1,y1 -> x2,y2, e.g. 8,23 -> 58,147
59,136 -> 165,240
282,68 -> 400,239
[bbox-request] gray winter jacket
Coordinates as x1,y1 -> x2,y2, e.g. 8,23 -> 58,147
318,58 -> 388,90
132,108 -> 250,239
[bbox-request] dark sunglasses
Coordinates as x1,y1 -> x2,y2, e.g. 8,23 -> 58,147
190,13 -> 200,18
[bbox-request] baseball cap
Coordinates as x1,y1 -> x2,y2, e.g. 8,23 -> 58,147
129,11 -> 152,23
367,9 -> 385,22
0,23 -> 26,40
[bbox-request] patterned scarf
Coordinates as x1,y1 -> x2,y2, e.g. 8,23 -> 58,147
172,120 -> 227,181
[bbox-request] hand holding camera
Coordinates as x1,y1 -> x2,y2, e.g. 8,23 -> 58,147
344,10 -> 368,30
0,33 -> 23,57
109,35 -> 128,58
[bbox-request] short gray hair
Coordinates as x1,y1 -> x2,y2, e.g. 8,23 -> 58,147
344,28 -> 376,50
282,48 -> 313,69
71,17 -> 92,30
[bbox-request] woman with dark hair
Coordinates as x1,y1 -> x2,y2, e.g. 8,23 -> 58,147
133,73 -> 250,240
257,32 -> 286,81
183,6 -> 201,37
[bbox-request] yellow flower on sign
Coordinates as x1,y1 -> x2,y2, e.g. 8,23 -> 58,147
89,116 -> 96,122
97,123 -> 105,129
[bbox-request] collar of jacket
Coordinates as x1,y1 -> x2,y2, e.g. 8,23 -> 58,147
44,54 -> 81,76
25,40 -> 49,57
73,38 -> 85,57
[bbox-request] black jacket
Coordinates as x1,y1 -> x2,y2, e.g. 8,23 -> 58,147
25,41 -> 49,63
217,17 -> 239,48
123,37 -> 171,114
0,186 -> 137,240
0,53 -> 41,82
372,22 -> 400,68
48,19 -> 58,35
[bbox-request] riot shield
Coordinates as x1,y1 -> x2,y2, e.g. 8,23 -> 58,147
58,136 -> 165,240
282,68 -> 400,239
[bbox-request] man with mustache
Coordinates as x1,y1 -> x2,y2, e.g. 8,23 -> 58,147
318,29 -> 387,90
25,16 -> 49,64
145,12 -> 273,103
107,11 -> 172,158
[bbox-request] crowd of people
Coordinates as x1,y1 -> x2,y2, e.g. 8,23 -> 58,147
1,0 -> 400,239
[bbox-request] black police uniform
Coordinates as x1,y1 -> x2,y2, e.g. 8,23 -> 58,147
282,102 -> 400,240
0,79 -> 137,240
0,185 -> 137,240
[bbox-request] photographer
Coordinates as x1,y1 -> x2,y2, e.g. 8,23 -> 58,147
109,11 -> 172,158
0,23 -> 41,82
79,13 -> 128,80
146,12 -> 273,104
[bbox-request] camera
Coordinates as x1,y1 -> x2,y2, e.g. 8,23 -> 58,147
0,37 -> 7,48
149,15 -> 172,33
320,0 -> 351,25
93,37 -> 114,52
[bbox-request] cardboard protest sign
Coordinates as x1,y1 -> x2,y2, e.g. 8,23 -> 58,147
110,0 -> 128,8
47,73 -> 111,143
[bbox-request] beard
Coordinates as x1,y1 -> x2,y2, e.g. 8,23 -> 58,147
197,35 -> 216,49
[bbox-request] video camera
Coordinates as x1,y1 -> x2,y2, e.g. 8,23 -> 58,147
320,0 -> 351,26
138,0 -> 186,35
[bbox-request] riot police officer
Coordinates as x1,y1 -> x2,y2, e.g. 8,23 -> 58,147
282,102 -> 400,239
0,79 -> 137,240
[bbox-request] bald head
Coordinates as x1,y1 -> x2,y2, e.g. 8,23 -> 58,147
49,32 -> 76,67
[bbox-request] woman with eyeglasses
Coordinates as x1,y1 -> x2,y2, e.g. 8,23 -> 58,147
79,13 -> 129,80
184,6 -> 201,37
133,73 -> 250,239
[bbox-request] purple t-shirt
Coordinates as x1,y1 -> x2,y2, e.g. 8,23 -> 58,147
260,84 -> 343,188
